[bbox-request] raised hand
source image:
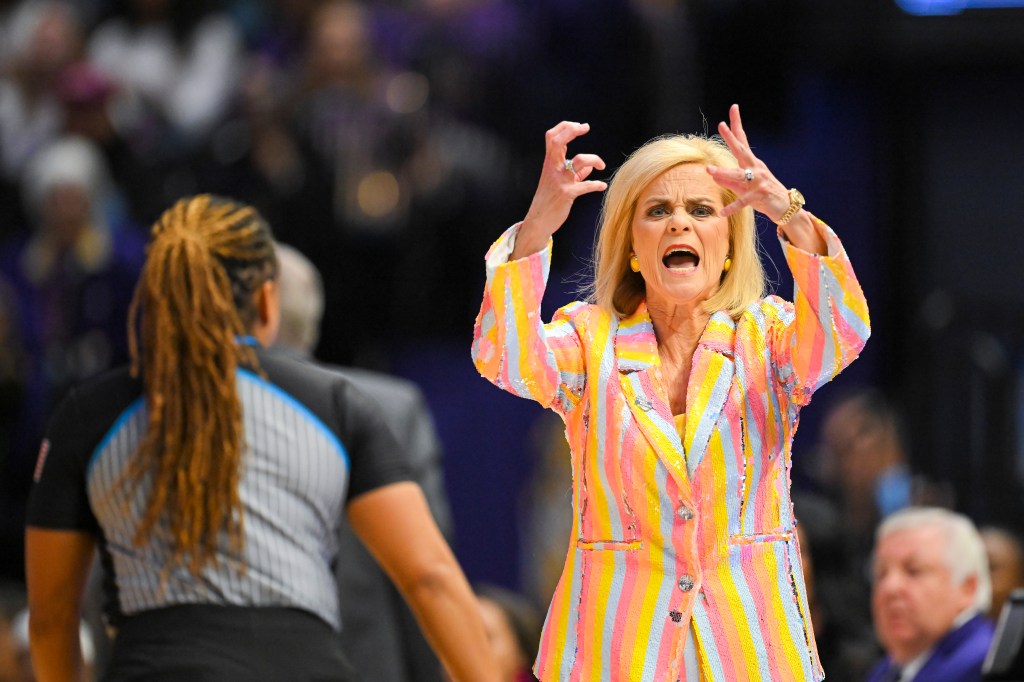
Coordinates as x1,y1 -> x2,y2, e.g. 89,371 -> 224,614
705,104 -> 792,223
512,121 -> 607,260
707,104 -> 825,254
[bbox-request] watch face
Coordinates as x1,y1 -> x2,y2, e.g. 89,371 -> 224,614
792,189 -> 805,206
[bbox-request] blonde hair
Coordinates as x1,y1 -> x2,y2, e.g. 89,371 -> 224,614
589,135 -> 766,319
124,195 -> 277,576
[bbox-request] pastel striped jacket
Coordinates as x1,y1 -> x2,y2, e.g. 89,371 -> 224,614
472,219 -> 870,681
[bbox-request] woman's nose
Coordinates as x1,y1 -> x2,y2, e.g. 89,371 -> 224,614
668,210 -> 690,233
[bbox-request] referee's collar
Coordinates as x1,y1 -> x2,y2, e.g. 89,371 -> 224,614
236,335 -> 264,374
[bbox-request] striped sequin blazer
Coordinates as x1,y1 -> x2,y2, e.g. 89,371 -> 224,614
472,219 -> 870,681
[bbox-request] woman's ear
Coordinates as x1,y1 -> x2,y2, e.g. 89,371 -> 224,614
253,279 -> 281,347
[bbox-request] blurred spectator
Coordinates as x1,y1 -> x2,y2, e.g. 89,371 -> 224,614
867,507 -> 994,682
0,1 -> 84,236
293,0 -> 419,238
822,388 -> 916,537
796,522 -> 880,682
370,0 -> 526,129
242,0 -> 320,74
981,526 -> 1024,623
473,584 -> 541,682
288,0 -> 515,365
794,388 -> 956,682
273,242 -> 453,682
54,59 -> 166,226
86,0 -> 243,153
0,135 -> 143,579
817,388 -> 952,567
191,52 -> 330,271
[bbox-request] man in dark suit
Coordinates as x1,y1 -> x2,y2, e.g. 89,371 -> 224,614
867,507 -> 995,682
274,242 -> 452,682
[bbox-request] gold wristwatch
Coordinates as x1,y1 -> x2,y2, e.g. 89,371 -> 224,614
777,188 -> 805,225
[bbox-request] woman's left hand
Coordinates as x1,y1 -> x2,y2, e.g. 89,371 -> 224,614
706,104 -> 792,221
707,104 -> 826,254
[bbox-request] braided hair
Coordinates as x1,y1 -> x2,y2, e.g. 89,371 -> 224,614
123,195 -> 277,576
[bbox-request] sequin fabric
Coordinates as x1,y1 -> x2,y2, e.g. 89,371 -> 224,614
471,218 -> 870,681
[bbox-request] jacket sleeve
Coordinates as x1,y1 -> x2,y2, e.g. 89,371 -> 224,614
471,224 -> 587,415
770,216 -> 871,406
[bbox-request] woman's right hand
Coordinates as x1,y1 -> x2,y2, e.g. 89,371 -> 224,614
511,121 -> 607,260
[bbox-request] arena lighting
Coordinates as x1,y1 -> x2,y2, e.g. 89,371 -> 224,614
897,0 -> 1024,15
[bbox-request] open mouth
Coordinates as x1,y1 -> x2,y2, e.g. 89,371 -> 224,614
662,247 -> 699,272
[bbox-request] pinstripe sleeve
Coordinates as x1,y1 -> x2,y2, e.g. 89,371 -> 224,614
771,216 -> 871,406
471,224 -> 587,415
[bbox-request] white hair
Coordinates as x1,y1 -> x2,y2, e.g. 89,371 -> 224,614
877,506 -> 992,613
274,242 -> 324,353
21,135 -> 111,224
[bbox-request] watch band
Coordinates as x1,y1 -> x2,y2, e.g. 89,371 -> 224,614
777,188 -> 805,225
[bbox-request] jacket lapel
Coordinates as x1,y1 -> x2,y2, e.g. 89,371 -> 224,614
616,306 -> 736,485
615,304 -> 691,496
681,312 -> 736,475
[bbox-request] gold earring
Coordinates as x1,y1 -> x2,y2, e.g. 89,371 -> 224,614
723,257 -> 732,273
629,254 -> 640,273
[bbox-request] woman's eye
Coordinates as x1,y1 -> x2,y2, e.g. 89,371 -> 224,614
647,205 -> 668,217
692,205 -> 713,218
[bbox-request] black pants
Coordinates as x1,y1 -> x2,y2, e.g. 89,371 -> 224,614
103,605 -> 361,682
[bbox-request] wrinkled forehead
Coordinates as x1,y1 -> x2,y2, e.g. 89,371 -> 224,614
637,163 -> 724,204
875,525 -> 950,566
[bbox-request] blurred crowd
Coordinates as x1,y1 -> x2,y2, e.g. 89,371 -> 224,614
0,2 -> 698,679
1,0 -> 1023,681
0,0 -> 729,583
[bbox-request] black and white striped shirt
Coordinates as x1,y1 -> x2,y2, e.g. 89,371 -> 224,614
27,346 -> 410,631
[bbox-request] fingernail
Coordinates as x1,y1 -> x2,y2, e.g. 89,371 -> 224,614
706,165 -> 718,173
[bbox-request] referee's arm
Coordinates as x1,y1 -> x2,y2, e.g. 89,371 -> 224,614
348,481 -> 499,682
25,527 -> 96,682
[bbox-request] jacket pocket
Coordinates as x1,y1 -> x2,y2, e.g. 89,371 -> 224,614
728,530 -> 794,546
575,408 -> 642,549
576,538 -> 642,551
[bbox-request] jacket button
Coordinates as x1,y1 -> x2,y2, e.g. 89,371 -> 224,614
678,574 -> 695,591
676,505 -> 694,521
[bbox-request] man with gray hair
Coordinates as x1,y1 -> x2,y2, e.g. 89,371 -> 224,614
867,507 -> 995,682
273,242 -> 452,681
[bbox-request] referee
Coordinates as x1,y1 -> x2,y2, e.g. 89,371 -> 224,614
23,195 -> 497,681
